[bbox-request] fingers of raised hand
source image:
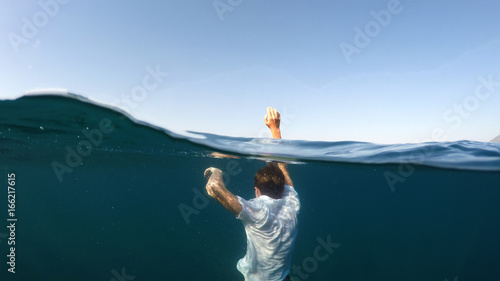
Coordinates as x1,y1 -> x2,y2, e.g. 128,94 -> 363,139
267,107 -> 279,119
204,167 -> 213,178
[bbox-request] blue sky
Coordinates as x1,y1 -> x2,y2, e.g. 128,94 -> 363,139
1,0 -> 499,143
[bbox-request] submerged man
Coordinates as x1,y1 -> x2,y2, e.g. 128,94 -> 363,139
204,107 -> 300,281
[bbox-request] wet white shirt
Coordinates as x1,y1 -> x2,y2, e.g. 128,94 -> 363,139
236,185 -> 300,281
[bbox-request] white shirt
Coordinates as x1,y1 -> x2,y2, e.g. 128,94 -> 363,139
236,185 -> 300,281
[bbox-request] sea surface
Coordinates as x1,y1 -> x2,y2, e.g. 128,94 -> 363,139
1,93 -> 499,281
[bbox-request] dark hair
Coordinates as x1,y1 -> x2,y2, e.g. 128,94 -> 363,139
254,162 -> 285,199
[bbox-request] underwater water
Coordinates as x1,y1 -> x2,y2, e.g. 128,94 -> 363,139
1,93 -> 500,281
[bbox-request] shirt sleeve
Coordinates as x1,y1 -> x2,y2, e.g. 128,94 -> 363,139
236,185 -> 300,224
236,196 -> 269,225
283,185 -> 300,213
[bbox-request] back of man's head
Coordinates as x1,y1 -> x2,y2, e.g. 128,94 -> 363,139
254,162 -> 285,199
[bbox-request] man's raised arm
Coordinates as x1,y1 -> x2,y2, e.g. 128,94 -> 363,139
204,168 -> 242,216
264,107 -> 294,187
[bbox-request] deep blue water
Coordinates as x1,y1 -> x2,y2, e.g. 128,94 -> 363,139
0,93 -> 499,281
